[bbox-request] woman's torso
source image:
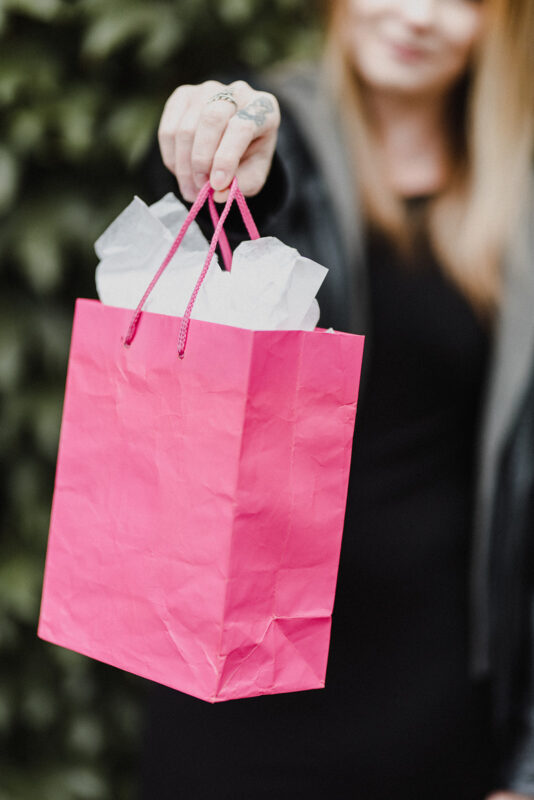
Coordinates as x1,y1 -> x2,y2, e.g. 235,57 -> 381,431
140,197 -> 495,800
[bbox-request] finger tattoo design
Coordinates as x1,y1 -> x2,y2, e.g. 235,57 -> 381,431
236,96 -> 275,128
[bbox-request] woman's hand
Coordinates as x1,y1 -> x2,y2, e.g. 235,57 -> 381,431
158,79 -> 281,204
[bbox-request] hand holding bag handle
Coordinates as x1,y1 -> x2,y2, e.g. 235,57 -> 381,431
123,179 -> 260,356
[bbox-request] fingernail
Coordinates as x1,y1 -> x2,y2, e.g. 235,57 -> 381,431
194,172 -> 209,188
211,170 -> 227,190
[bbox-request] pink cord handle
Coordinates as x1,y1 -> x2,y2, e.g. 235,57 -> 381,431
123,179 -> 260,356
177,179 -> 259,358
208,194 -> 233,271
208,185 -> 260,254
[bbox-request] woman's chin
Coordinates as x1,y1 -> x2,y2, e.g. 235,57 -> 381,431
356,62 -> 444,98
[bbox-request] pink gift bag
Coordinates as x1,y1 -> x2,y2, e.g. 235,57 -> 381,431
38,180 -> 364,702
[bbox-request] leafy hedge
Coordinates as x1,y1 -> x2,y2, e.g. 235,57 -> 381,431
0,1 -> 320,797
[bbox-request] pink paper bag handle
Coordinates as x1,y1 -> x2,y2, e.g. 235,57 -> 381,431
123,179 -> 260,356
208,194 -> 233,271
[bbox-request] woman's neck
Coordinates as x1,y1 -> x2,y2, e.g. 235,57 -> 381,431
362,87 -> 453,198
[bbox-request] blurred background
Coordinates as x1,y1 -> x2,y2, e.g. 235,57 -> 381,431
0,1 -> 321,797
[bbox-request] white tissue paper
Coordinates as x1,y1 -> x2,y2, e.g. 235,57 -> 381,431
95,193 -> 328,331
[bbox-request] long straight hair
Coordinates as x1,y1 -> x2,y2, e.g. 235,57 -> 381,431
322,0 -> 534,317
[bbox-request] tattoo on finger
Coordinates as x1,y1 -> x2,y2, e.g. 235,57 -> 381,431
236,97 -> 275,128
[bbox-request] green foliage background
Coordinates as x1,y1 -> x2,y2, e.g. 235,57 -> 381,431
0,1 -> 321,797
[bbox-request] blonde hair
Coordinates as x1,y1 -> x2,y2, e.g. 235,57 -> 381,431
322,0 -> 534,317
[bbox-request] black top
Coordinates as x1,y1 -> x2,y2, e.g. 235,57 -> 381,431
140,200 -> 495,800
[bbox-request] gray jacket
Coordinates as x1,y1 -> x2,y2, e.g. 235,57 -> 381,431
260,63 -> 534,793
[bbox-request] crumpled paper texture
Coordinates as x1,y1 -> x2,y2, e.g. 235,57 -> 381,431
95,193 -> 327,331
38,300 -> 364,702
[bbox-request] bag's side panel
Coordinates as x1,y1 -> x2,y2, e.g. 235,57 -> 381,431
274,330 -> 364,617
214,331 -> 304,700
268,329 -> 364,696
38,300 -> 253,702
215,329 -> 364,701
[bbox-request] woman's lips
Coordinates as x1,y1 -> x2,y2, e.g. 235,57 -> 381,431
387,38 -> 428,61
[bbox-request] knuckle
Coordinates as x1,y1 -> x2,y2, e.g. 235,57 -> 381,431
174,83 -> 192,97
229,79 -> 250,92
201,106 -> 228,128
230,111 -> 251,128
213,156 -> 236,174
176,126 -> 195,145
201,79 -> 223,92
177,173 -> 193,192
258,92 -> 280,124
158,120 -> 175,141
263,90 -> 278,106
268,94 -> 281,122
163,84 -> 191,112
232,116 -> 256,136
191,154 -> 212,172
